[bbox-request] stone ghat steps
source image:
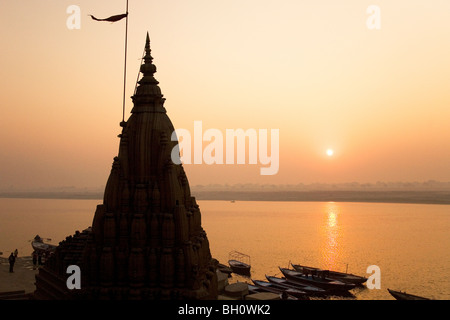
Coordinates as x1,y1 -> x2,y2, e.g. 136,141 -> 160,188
0,290 -> 31,300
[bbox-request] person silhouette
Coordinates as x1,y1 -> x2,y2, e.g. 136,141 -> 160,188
38,252 -> 43,266
8,252 -> 16,273
32,251 -> 38,269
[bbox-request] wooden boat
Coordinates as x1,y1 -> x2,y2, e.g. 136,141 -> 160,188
280,267 -> 356,291
247,284 -> 299,300
31,235 -> 56,254
228,251 -> 251,276
247,284 -> 263,294
217,263 -> 233,277
265,275 -> 327,296
388,289 -> 430,300
292,263 -> 367,285
252,280 -> 309,300
229,260 -> 251,276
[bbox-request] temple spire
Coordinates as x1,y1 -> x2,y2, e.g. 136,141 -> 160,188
131,32 -> 165,112
145,32 -> 151,59
34,33 -> 218,300
142,32 -> 154,73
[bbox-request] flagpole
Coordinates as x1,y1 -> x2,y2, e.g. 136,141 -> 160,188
121,0 -> 129,124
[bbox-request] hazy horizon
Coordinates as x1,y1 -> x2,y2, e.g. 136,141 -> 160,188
2,180 -> 450,194
1,1 -> 449,191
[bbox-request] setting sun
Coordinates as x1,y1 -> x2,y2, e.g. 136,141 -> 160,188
326,149 -> 334,157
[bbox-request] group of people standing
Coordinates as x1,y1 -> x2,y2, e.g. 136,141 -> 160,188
8,249 -> 45,273
32,250 -> 44,269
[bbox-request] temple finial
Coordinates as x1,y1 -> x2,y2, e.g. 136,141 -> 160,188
143,31 -> 154,67
145,32 -> 151,56
131,31 -> 164,109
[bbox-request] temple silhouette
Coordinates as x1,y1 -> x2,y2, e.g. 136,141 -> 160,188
34,33 -> 218,300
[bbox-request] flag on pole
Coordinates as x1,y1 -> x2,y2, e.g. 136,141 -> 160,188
90,0 -> 130,123
89,13 -> 128,22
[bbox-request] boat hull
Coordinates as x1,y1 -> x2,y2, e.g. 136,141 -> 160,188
388,289 -> 429,300
280,268 -> 355,291
265,275 -> 327,296
32,241 -> 56,254
217,263 -> 233,276
292,264 -> 367,285
247,284 -> 298,300
228,260 -> 251,276
252,280 -> 308,300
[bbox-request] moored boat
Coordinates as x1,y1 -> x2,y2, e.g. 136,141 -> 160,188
252,280 -> 309,300
31,235 -> 56,254
228,260 -> 251,276
228,251 -> 251,276
265,275 -> 327,296
387,289 -> 430,300
292,263 -> 367,285
247,284 -> 299,300
280,267 -> 356,291
217,263 -> 233,276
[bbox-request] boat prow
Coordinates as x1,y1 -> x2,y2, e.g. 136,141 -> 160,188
387,289 -> 430,300
31,235 -> 56,254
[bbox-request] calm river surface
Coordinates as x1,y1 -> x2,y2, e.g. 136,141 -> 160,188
0,198 -> 448,300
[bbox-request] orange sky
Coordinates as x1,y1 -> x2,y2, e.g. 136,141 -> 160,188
0,0 -> 449,190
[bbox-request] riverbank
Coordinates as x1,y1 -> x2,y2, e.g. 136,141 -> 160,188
194,190 -> 450,205
1,190 -> 449,205
0,256 -> 38,295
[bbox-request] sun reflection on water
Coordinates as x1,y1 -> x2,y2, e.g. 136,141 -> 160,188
321,202 -> 343,271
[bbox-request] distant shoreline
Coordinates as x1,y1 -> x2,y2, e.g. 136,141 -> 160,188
193,190 -> 450,205
1,190 -> 449,205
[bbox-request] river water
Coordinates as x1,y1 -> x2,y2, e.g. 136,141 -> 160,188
0,198 -> 448,300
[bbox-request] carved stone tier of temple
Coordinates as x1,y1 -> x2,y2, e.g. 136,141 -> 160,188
34,33 -> 218,300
